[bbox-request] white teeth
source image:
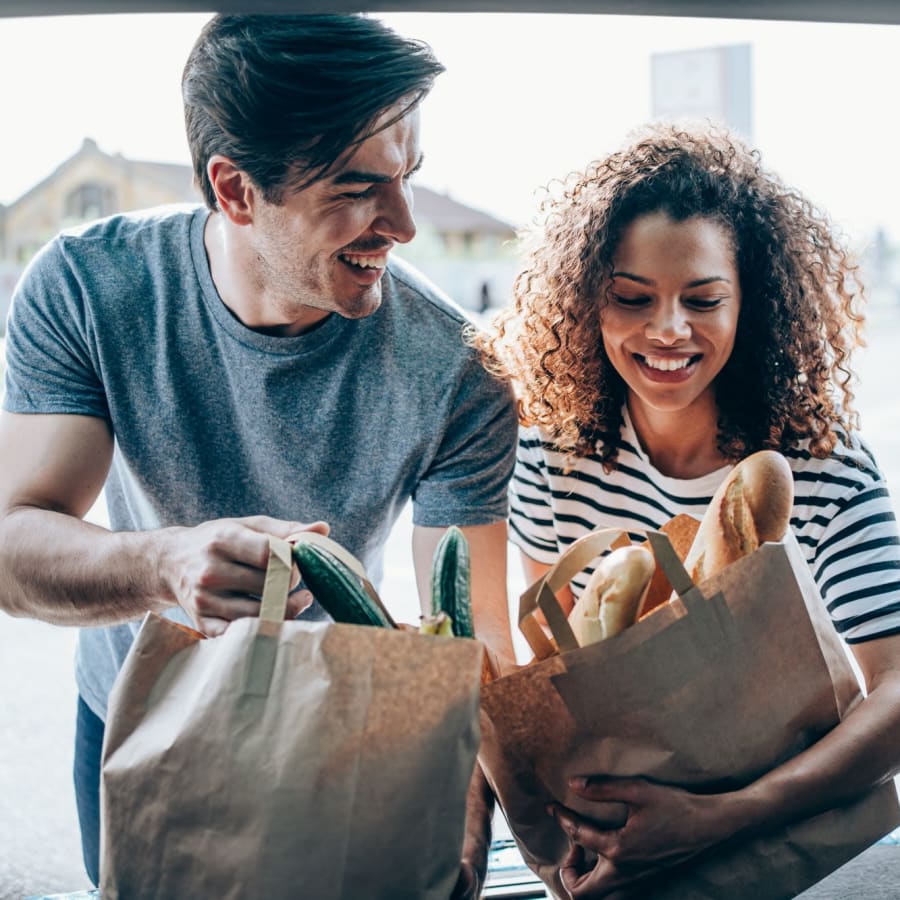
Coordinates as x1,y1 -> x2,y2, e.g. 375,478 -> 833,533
340,253 -> 388,269
642,355 -> 694,371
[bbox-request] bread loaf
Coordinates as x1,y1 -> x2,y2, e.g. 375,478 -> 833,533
681,449 -> 793,585
568,544 -> 656,646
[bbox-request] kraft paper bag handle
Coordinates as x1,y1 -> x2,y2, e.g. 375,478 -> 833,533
247,533 -> 394,697
644,529 -> 740,645
645,530 -> 702,600
519,527 -> 632,658
259,531 -> 396,627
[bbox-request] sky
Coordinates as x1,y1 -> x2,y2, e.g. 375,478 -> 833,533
1,11 -> 899,247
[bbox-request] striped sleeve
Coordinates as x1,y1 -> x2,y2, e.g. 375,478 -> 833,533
508,426 -> 561,564
789,436 -> 900,643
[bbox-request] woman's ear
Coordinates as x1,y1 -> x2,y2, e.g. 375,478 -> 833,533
206,155 -> 255,226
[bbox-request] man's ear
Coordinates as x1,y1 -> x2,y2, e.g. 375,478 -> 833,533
207,155 -> 256,225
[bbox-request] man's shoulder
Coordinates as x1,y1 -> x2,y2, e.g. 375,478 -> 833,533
55,203 -> 203,257
14,204 -> 206,325
384,255 -> 472,330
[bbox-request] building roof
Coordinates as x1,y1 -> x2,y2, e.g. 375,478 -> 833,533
412,185 -> 517,236
4,138 -> 517,236
5,137 -> 198,210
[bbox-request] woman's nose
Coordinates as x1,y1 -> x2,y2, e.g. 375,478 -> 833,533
645,302 -> 691,344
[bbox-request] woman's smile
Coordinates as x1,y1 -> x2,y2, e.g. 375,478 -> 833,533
601,211 -> 741,422
633,352 -> 703,382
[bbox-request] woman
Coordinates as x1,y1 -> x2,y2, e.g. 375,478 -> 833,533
477,122 -> 900,897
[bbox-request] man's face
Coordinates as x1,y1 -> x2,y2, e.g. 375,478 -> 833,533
249,101 -> 421,332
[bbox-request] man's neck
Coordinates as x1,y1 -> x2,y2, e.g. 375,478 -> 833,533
202,212 -> 328,336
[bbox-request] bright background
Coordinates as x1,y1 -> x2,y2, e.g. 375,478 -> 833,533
2,9 -> 900,898
0,11 -> 899,246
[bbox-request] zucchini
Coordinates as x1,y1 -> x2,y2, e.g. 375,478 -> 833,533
430,526 -> 474,638
292,541 -> 393,629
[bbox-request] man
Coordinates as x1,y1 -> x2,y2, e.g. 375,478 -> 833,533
0,14 -> 517,895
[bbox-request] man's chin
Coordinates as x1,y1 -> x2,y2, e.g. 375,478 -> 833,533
337,285 -> 383,320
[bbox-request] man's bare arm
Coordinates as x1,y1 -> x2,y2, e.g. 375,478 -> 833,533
0,411 -> 324,633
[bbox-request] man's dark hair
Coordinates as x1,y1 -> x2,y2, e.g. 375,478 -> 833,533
182,14 -> 445,209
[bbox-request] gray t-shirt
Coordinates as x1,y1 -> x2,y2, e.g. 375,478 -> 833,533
3,205 -> 517,720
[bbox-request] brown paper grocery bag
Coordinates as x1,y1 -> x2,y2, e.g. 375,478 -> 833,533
479,526 -> 900,900
100,535 -> 483,900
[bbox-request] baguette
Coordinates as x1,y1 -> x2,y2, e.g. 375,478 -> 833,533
568,544 -> 656,646
682,449 -> 793,585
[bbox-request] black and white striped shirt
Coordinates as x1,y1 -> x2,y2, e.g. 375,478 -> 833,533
510,410 -> 900,644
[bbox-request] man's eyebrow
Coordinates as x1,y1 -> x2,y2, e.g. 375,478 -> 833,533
611,272 -> 731,288
331,154 -> 425,186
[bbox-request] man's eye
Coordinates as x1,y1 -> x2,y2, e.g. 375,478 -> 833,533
341,187 -> 375,200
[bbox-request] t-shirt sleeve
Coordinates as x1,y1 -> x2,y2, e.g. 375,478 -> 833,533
508,426 -> 561,564
795,439 -> 900,644
3,237 -> 108,419
411,356 -> 517,528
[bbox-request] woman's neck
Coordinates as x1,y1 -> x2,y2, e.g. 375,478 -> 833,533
626,394 -> 729,480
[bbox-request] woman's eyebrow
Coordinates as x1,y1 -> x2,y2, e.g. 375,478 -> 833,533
611,272 -> 732,287
685,276 -> 732,287
611,271 -> 654,285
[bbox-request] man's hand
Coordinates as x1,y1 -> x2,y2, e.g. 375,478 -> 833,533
160,515 -> 329,636
550,777 -> 730,898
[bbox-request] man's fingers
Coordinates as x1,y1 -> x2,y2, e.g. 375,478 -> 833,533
286,589 -> 314,619
193,587 -> 313,633
239,515 -> 330,540
195,594 -> 267,624
196,560 -> 269,597
197,615 -> 229,638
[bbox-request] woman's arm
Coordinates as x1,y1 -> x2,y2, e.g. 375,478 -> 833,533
551,632 -> 900,898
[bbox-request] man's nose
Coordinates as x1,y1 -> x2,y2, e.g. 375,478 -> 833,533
372,182 -> 416,244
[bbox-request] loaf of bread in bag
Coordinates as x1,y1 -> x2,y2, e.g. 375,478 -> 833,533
568,544 -> 656,646
681,449 -> 794,585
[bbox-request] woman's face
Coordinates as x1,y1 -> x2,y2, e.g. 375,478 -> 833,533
601,211 -> 741,423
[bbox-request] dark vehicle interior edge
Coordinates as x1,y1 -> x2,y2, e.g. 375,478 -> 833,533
1,0 -> 900,25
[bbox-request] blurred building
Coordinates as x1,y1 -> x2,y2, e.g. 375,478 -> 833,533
651,43 -> 753,140
0,138 -> 519,332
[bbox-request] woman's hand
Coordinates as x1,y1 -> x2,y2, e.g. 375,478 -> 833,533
550,777 -> 735,898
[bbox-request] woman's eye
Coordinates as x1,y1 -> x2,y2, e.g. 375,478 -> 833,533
684,297 -> 723,310
611,294 -> 649,308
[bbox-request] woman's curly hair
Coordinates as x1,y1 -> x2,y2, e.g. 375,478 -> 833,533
474,121 -> 865,469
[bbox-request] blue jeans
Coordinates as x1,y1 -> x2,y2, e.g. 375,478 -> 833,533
73,695 -> 103,887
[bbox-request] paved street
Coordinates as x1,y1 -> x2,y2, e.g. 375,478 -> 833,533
2,307 -> 900,899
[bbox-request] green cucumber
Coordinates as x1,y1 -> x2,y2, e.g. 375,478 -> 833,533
430,526 -> 474,638
292,542 -> 393,629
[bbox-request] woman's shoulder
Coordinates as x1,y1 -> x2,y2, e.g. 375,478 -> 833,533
784,426 -> 885,496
